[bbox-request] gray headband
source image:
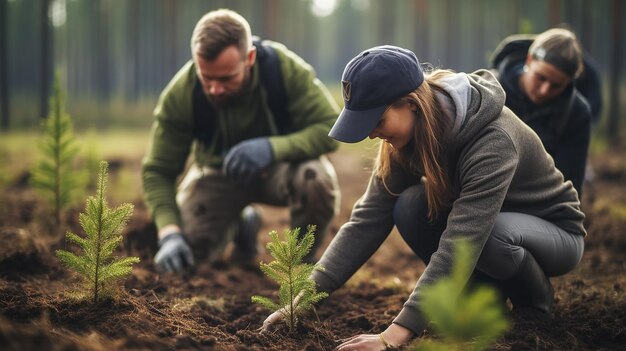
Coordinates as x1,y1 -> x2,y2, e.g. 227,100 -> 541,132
531,47 -> 578,78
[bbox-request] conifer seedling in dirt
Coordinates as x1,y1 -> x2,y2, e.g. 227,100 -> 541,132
252,225 -> 328,333
411,239 -> 509,351
56,161 -> 139,303
31,72 -> 83,226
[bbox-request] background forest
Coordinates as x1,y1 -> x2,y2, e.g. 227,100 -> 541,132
1,1 -> 626,350
1,0 -> 625,145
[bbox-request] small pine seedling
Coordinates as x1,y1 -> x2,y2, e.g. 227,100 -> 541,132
412,239 -> 509,351
31,72 -> 83,226
56,161 -> 139,303
252,225 -> 328,333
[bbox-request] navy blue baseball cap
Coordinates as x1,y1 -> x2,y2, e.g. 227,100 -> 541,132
329,45 -> 424,143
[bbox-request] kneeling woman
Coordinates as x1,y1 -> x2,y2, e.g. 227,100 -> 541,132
265,46 -> 586,350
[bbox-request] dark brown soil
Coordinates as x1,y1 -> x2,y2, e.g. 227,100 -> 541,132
1,148 -> 625,351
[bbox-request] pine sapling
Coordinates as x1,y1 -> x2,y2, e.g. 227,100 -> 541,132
252,225 -> 328,333
412,239 -> 510,351
31,72 -> 83,226
56,161 -> 139,303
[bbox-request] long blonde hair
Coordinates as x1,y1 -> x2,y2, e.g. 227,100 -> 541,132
375,70 -> 455,220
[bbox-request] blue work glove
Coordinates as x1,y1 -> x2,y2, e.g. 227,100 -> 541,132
154,232 -> 195,273
223,137 -> 273,185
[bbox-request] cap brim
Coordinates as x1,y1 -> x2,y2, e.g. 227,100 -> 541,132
328,105 -> 387,143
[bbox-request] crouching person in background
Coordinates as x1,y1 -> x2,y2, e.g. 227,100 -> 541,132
490,27 -> 594,198
142,9 -> 340,274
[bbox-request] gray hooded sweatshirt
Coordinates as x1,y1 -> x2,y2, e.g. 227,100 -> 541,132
312,69 -> 586,334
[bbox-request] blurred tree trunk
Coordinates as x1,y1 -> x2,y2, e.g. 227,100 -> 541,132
548,0 -> 561,26
123,0 -> 139,101
95,0 -> 110,102
581,0 -> 593,50
414,0 -> 429,60
265,0 -> 278,39
40,0 -> 52,120
0,0 -> 8,130
66,0 -> 88,98
445,0 -> 460,69
607,0 -> 623,146
165,0 -> 177,75
466,0 -> 483,72
376,0 -> 394,44
508,0 -> 520,33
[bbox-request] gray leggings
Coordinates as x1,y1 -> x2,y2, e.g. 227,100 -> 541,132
393,185 -> 584,279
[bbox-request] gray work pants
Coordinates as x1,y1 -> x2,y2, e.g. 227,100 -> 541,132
176,156 -> 340,262
393,185 -> 584,279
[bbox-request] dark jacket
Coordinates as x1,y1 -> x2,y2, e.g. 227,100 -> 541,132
576,52 -> 603,122
490,35 -> 591,196
490,34 -> 602,120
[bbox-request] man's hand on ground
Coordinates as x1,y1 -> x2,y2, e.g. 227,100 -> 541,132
154,232 -> 195,273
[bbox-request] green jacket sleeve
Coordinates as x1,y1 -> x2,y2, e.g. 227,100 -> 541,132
267,42 -> 340,161
141,61 -> 196,230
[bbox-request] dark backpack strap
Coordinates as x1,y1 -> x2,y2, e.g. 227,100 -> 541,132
489,34 -> 535,68
192,38 -> 290,146
254,38 -> 291,133
490,36 -> 533,74
192,78 -> 215,145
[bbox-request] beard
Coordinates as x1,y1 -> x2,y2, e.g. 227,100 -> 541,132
205,69 -> 252,108
207,93 -> 237,108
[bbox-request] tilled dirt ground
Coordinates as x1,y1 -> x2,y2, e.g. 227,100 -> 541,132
1,148 -> 625,350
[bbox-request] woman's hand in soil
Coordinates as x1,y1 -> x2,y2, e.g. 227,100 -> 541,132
335,324 -> 413,350
259,291 -> 305,333
335,334 -> 391,351
259,308 -> 285,333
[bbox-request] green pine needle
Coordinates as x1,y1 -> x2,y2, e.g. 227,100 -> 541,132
56,161 -> 139,303
252,225 -> 328,333
31,72 -> 85,226
413,239 -> 510,351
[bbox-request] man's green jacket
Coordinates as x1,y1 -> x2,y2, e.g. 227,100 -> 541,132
142,40 -> 340,230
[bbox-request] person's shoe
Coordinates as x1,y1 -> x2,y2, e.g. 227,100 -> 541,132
501,251 -> 554,314
231,206 -> 262,262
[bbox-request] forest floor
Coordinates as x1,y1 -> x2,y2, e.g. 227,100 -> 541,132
1,145 -> 625,350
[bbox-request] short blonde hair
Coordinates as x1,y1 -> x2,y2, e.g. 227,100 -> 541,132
190,9 -> 252,61
529,28 -> 583,78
